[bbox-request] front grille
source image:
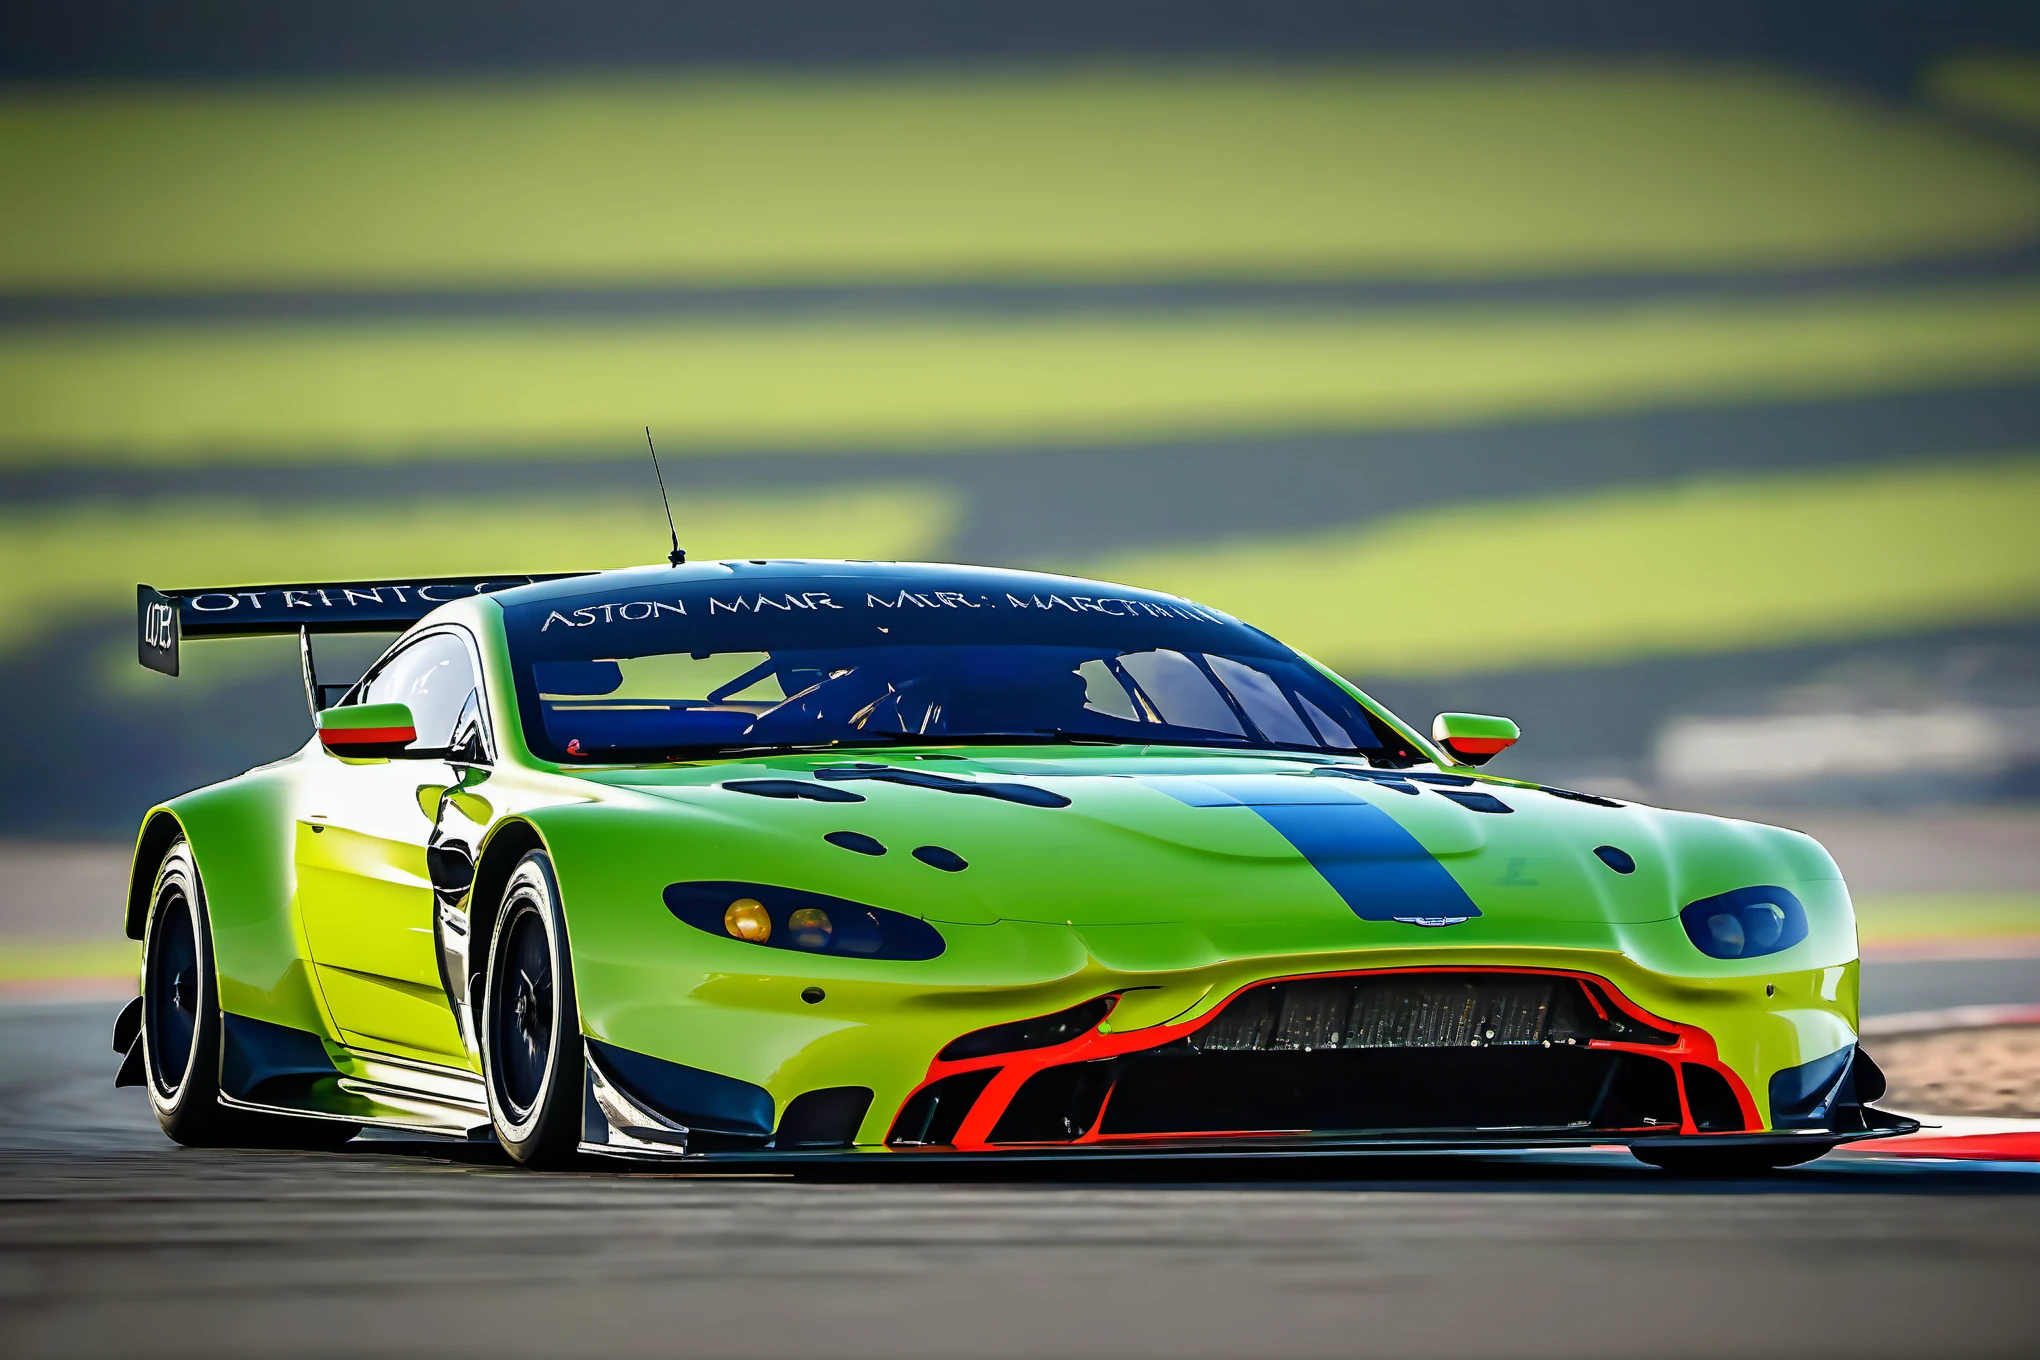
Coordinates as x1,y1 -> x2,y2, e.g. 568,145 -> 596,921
1183,973 -> 1673,1053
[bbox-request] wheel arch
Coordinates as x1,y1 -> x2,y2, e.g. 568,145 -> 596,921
127,769 -> 329,1037
466,817 -> 551,1001
126,809 -> 189,941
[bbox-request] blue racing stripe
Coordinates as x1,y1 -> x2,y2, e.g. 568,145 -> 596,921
1250,802 -> 1481,922
1141,775 -> 1480,922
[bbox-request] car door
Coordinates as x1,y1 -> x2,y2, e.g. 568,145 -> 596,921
296,629 -> 482,1063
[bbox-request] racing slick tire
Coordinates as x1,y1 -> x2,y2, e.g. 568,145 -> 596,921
142,840 -> 360,1149
1631,1142 -> 1836,1175
481,851 -> 585,1169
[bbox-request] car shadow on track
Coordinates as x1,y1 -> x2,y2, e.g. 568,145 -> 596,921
334,1135 -> 2040,1195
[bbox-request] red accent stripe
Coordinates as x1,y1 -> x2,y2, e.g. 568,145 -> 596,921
1447,736 -> 1515,754
1874,1132 -> 2040,1161
320,725 -> 415,746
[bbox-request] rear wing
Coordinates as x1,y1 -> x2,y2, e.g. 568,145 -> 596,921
137,574 -> 590,677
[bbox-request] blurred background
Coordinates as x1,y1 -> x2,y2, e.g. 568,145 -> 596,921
5,11 -> 2040,1356
3,1 -> 2039,1023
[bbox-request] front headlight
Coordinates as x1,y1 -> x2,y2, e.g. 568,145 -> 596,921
665,880 -> 945,961
1679,885 -> 1808,960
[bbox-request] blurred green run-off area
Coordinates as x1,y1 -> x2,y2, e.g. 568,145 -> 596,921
6,55 -> 2040,833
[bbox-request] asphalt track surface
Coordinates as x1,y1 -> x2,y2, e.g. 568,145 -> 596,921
4,987 -> 2038,1360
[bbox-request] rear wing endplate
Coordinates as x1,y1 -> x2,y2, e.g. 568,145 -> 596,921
137,574 -> 590,676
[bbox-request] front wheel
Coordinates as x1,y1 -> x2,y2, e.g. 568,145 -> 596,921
481,851 -> 584,1169
1632,1142 -> 1835,1175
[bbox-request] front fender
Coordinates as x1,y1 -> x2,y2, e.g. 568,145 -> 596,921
528,797 -> 1094,1131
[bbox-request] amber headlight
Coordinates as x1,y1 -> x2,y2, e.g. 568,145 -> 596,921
723,898 -> 772,943
665,881 -> 944,961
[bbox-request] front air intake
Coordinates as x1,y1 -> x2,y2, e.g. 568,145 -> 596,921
938,996 -> 1116,1062
887,1069 -> 997,1146
984,971 -> 1688,1144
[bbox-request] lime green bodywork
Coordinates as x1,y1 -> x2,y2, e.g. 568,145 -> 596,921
129,571 -> 1862,1145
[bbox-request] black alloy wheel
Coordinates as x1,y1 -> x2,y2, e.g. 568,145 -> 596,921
492,903 -> 555,1119
481,851 -> 584,1168
145,885 -> 201,1099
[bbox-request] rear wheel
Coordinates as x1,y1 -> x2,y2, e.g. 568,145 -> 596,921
142,840 -> 359,1149
1632,1142 -> 1835,1175
481,851 -> 584,1169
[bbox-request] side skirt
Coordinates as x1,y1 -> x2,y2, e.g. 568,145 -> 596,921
214,1012 -> 488,1137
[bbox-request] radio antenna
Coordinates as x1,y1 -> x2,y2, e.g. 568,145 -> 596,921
645,426 -> 686,566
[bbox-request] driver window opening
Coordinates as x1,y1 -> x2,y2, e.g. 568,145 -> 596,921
360,633 -> 480,752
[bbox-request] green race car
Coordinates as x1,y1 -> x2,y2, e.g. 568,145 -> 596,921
117,561 -> 1913,1171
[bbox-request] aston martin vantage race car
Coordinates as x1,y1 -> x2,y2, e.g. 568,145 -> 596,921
117,561 -> 1913,1172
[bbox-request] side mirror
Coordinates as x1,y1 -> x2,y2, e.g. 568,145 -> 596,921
1432,712 -> 1519,767
317,703 -> 419,760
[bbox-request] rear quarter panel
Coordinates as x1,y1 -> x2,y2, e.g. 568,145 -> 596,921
136,759 -> 332,1037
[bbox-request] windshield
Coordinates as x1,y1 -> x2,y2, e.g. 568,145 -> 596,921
501,576 -> 1421,765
